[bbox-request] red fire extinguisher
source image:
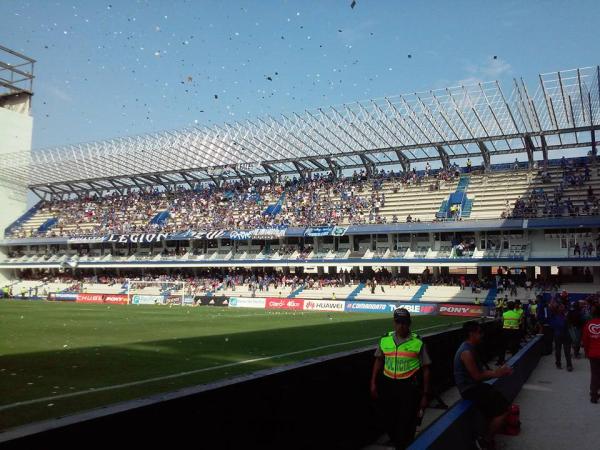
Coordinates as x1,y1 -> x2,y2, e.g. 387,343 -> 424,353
502,404 -> 521,435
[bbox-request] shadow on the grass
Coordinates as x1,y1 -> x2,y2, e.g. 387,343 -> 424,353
1,315 -> 420,430
0,315 -> 467,450
0,314 -> 462,432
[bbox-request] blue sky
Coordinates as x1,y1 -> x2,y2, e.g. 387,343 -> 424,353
2,0 -> 599,150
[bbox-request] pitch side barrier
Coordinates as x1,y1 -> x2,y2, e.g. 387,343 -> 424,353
0,321 -> 501,449
408,335 -> 543,450
229,297 -> 492,318
45,293 -> 493,318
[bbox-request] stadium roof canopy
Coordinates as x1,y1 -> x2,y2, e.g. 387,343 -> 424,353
2,66 -> 600,198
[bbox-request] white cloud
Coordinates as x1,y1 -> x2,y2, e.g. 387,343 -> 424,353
461,57 -> 512,85
46,84 -> 73,103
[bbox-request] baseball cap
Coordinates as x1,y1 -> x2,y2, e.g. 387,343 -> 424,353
393,307 -> 411,323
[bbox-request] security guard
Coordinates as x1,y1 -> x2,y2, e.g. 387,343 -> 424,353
497,301 -> 521,365
494,297 -> 505,319
529,299 -> 538,333
515,299 -> 525,340
371,308 -> 431,449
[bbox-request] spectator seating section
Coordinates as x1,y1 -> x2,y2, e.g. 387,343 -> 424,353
419,286 -> 487,303
354,285 -> 420,301
5,158 -> 600,239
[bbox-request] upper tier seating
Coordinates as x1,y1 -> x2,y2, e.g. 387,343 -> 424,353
6,157 -> 599,239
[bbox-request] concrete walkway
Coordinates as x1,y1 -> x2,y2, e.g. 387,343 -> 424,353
497,353 -> 599,450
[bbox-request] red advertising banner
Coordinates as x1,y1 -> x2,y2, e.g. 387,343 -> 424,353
103,294 -> 129,305
76,293 -> 129,305
438,304 -> 485,317
394,303 -> 438,315
76,293 -> 105,304
265,298 -> 305,310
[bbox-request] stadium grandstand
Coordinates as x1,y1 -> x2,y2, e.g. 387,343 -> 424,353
2,51 -> 600,449
2,66 -> 600,298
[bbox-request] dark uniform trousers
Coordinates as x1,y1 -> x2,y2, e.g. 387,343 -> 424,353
376,375 -> 420,450
498,329 -> 520,364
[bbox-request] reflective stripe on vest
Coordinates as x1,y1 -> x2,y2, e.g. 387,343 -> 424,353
503,310 -> 520,329
380,332 -> 423,380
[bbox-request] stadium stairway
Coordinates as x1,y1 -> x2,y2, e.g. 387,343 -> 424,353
436,174 -> 472,220
456,174 -> 470,191
346,282 -> 366,301
287,285 -> 305,298
37,217 -> 58,234
436,200 -> 448,218
3,202 -> 42,237
484,287 -> 497,305
410,284 -> 429,302
461,198 -> 473,218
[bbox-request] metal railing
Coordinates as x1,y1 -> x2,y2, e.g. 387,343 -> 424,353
0,45 -> 35,96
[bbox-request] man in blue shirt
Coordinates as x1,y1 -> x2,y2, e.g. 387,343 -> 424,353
537,296 -> 554,355
549,302 -> 573,371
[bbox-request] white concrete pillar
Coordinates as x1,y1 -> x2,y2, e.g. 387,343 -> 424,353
0,93 -> 33,237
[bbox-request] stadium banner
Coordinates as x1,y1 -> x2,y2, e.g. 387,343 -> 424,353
228,230 -> 253,240
67,236 -> 107,244
303,226 -> 348,237
183,295 -> 195,305
76,293 -> 106,304
195,295 -> 230,306
265,298 -> 305,310
168,230 -> 227,241
332,226 -> 348,236
76,293 -> 129,304
105,233 -> 169,244
438,304 -> 487,317
393,303 -> 438,315
304,226 -> 334,237
49,293 -> 78,301
229,226 -> 287,241
229,297 -> 267,309
344,301 -> 397,313
131,294 -> 165,305
102,294 -> 129,304
303,300 -> 346,312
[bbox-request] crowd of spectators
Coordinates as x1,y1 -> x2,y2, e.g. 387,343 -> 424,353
9,165 -> 459,239
13,266 -> 501,298
507,157 -> 599,219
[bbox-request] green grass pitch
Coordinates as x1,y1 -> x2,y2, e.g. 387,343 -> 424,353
0,300 -> 464,430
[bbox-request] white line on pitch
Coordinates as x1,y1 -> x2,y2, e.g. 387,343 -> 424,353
0,321 -> 462,411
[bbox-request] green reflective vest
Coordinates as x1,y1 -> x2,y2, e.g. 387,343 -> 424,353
503,310 -> 521,329
380,332 -> 423,380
